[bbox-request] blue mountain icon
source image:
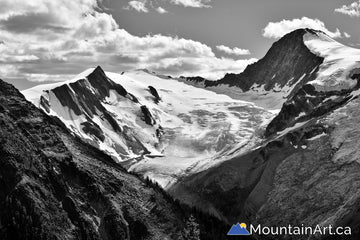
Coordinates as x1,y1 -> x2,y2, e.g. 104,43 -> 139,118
227,223 -> 251,235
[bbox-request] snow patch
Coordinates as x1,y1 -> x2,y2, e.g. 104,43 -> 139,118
304,31 -> 360,92
307,132 -> 327,141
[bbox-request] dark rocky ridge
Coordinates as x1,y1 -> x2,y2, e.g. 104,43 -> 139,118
141,105 -> 156,126
264,62 -> 360,136
41,66 -> 153,157
185,29 -> 324,94
148,86 -> 161,104
265,79 -> 360,136
50,66 -> 133,121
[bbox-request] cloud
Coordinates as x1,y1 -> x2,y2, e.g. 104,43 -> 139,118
149,57 -> 257,79
127,1 -> 149,13
75,12 -> 118,39
344,32 -> 351,38
216,45 -> 251,56
0,12 -> 70,33
92,29 -> 256,79
0,0 -> 255,84
170,0 -> 212,8
125,0 -> 210,13
335,1 -> 360,17
263,17 -> 346,39
0,54 -> 39,63
156,7 -> 168,14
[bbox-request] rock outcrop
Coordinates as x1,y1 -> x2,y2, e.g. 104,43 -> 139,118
186,29 -> 323,92
213,29 -> 323,91
148,86 -> 161,104
181,29 -> 325,110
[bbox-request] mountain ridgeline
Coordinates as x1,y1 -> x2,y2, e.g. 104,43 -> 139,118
41,66 -> 155,157
183,29 -> 360,136
5,28 -> 360,240
189,29 -> 324,92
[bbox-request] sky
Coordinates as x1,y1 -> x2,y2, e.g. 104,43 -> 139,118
0,0 -> 360,90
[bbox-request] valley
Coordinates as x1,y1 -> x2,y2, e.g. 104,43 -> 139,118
3,28 -> 360,239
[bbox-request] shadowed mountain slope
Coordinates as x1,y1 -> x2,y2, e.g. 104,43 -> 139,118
0,79 -> 207,240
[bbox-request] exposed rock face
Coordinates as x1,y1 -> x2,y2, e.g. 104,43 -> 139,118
0,79 -> 188,240
248,100 -> 360,239
180,29 -> 325,110
170,106 -> 360,239
214,29 -> 323,91
81,121 -> 105,141
141,105 -> 156,126
265,82 -> 358,137
87,66 -> 128,98
264,32 -> 360,136
51,66 -> 130,129
34,66 -> 152,158
186,29 -> 323,92
148,86 -> 161,104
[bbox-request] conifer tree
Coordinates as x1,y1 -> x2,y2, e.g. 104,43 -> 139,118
181,215 -> 200,240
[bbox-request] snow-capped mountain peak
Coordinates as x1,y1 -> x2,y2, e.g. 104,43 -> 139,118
180,28 -> 325,109
22,67 -> 275,188
177,29 -> 360,137
304,30 -> 360,92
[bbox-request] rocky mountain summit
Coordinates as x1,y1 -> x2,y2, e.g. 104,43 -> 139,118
169,29 -> 360,239
189,29 -> 323,91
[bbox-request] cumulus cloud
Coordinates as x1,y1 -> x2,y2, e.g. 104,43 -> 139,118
127,1 -> 149,13
0,0 -> 254,85
170,0 -> 212,8
124,0 -> 211,13
91,29 -> 255,79
335,1 -> 360,17
216,45 -> 251,56
0,12 -> 70,33
263,17 -> 346,39
156,7 -> 168,14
